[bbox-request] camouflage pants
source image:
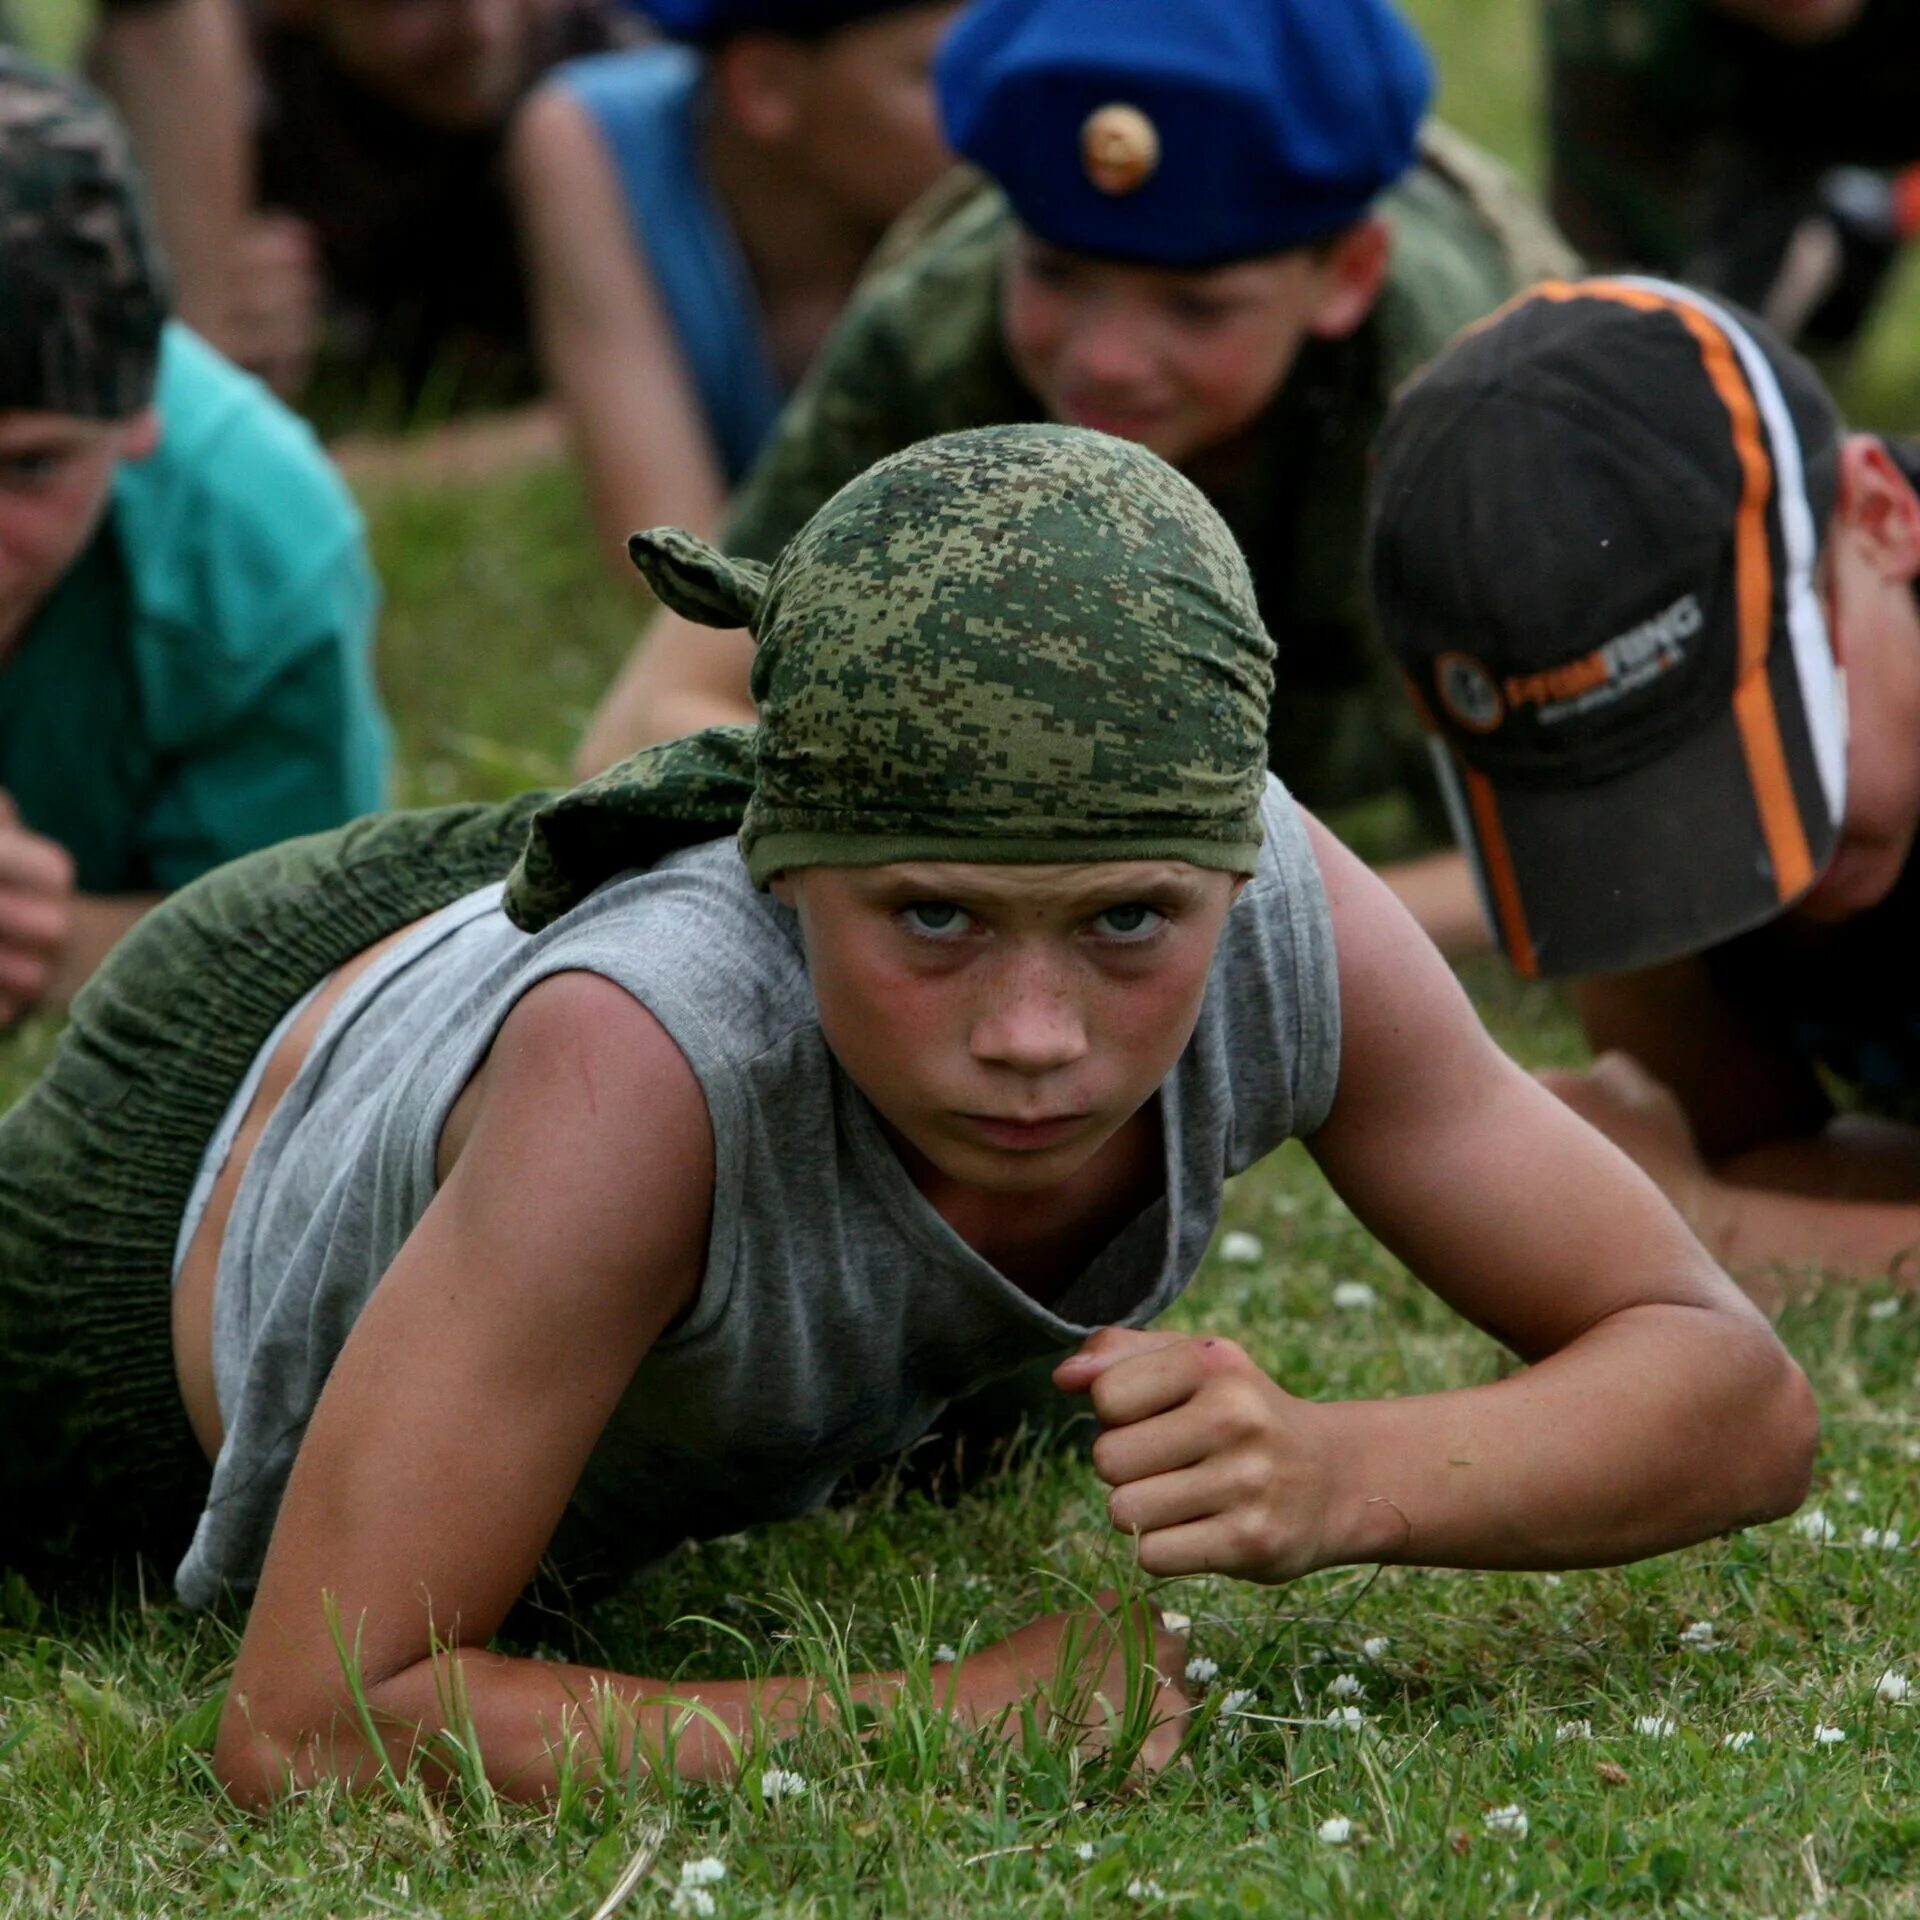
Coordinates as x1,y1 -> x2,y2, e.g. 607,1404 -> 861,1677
0,798 -> 544,1588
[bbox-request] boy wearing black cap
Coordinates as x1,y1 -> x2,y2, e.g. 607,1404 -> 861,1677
1368,274 -> 1920,1280
572,0 -> 1573,953
0,55 -> 388,1025
510,0 -> 961,579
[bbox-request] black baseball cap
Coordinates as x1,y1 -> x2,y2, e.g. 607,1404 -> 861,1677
1366,276 -> 1850,979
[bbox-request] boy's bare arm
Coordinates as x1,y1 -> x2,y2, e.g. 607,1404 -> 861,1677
1059,818 -> 1814,1582
89,0 -> 249,344
216,973 -> 1182,1805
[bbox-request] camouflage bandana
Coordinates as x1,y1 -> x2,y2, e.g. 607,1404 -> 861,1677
0,52 -> 169,420
505,426 -> 1274,927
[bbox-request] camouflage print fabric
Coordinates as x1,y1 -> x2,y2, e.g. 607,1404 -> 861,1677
721,131 -> 1576,823
506,425 -> 1274,924
0,50 -> 169,419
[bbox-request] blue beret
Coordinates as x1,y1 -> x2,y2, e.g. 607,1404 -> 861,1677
633,0 -> 937,40
937,0 -> 1433,265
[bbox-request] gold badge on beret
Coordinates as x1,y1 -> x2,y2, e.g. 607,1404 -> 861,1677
1080,102 -> 1160,197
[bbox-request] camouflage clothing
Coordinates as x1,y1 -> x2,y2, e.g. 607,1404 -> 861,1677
721,131 -> 1575,818
0,50 -> 169,418
1544,0 -> 1920,351
512,425 -> 1275,922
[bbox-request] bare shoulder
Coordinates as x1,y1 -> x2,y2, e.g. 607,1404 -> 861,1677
439,972 -> 715,1309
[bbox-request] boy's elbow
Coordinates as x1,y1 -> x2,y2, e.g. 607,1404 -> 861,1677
1731,1332 -> 1819,1527
213,1701 -> 297,1811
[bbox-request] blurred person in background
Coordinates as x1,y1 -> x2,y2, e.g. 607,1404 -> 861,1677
572,0 -> 1577,955
231,0 -> 635,426
0,55 -> 388,1025
509,0 -> 962,581
1544,0 -> 1920,362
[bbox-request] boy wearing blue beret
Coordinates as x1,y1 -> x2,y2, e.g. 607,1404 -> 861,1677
510,0 -> 962,581
575,0 -> 1575,952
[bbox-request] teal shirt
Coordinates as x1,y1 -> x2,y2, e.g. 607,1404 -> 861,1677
0,327 -> 389,894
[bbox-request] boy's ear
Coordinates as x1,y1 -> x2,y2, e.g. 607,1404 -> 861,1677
1837,433 -> 1920,585
117,409 -> 161,463
1303,216 -> 1391,343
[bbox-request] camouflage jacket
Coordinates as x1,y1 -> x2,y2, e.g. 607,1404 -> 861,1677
723,128 -> 1575,815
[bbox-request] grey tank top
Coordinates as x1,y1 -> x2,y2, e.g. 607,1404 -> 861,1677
175,778 -> 1340,1608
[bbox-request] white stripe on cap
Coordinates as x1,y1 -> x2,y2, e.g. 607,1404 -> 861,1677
1428,735 -> 1494,929
1616,276 -> 1848,828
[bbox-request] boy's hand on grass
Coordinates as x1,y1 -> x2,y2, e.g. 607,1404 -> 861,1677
0,792 -> 74,1026
1055,1328 -> 1335,1584
950,1589 -> 1190,1775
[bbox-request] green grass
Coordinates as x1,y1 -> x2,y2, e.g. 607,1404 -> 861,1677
7,2 -> 1920,1911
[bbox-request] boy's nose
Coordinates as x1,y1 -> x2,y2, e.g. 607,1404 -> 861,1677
970,959 -> 1089,1075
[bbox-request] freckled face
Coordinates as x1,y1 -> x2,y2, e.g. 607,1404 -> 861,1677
774,859 -> 1241,1193
1000,233 -> 1330,468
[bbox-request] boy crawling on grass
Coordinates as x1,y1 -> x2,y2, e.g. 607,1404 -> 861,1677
0,426 -> 1814,1805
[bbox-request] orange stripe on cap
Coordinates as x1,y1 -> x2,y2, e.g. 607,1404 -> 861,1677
1459,761 -> 1538,979
1527,280 -> 1814,901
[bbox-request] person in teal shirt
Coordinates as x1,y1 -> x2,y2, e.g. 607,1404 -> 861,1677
0,53 -> 388,1026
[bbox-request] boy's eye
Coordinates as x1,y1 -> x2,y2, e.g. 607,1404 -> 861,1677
901,901 -> 973,936
1092,903 -> 1164,940
0,451 -> 66,487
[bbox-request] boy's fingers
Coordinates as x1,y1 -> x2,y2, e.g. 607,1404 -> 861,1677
0,825 -> 74,897
1091,1401 -> 1213,1487
1133,1517 -> 1242,1581
1053,1326 -> 1188,1391
1087,1341 -> 1208,1428
1107,1461 -> 1222,1538
0,886 -> 69,955
0,943 -> 50,1007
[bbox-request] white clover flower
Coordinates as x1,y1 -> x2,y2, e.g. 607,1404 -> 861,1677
1878,1672 -> 1911,1703
680,1860 -> 727,1887
1868,1297 -> 1903,1321
1860,1528 -> 1903,1551
1482,1805 -> 1528,1839
1541,1574 -> 1564,1588
1843,1486 -> 1866,1506
760,1767 -> 808,1801
1316,1816 -> 1354,1846
1331,1280 -> 1378,1311
1218,1230 -> 1264,1266
1072,1841 -> 1096,1862
670,1889 -> 717,1920
1722,1730 -> 1757,1752
1555,1719 -> 1592,1742
1218,1689 -> 1257,1716
1361,1636 -> 1391,1664
932,1644 -> 959,1664
1793,1509 -> 1837,1543
1326,1672 -> 1364,1699
1813,1724 -> 1847,1746
1325,1705 -> 1366,1730
1185,1655 -> 1219,1685
1679,1621 -> 1719,1649
1635,1715 -> 1676,1738
1126,1878 -> 1167,1902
